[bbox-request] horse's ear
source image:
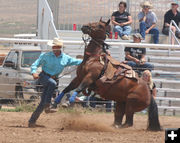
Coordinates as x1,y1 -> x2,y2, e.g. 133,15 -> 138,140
100,17 -> 102,22
106,19 -> 110,26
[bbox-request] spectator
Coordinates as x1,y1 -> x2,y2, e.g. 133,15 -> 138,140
111,1 -> 132,40
142,70 -> 157,98
162,1 -> 180,44
138,1 -> 159,44
28,38 -> 82,127
124,33 -> 154,74
82,94 -> 112,112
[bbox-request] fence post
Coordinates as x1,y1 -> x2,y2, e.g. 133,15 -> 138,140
47,0 -> 59,29
126,0 -> 130,13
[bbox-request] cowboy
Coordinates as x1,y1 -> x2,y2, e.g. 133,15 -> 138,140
124,33 -> 154,74
28,37 -> 82,127
138,1 -> 159,44
162,1 -> 180,44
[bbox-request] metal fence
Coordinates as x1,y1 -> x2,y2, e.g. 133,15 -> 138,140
57,0 -> 178,32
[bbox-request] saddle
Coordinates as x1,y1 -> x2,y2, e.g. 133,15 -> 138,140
94,55 -> 138,96
100,55 -> 138,81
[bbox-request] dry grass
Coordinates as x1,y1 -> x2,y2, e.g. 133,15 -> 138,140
0,0 -> 37,37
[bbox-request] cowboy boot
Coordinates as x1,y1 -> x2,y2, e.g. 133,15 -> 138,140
50,102 -> 58,109
44,104 -> 57,113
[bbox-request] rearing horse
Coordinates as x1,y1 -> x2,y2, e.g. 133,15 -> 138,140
55,19 -> 161,131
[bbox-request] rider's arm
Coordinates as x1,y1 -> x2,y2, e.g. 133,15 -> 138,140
138,11 -> 146,22
125,51 -> 140,64
152,83 -> 157,98
122,15 -> 133,26
65,54 -> 82,66
140,54 -> 146,63
140,48 -> 146,64
164,12 -> 170,27
31,53 -> 45,78
111,16 -> 120,26
146,23 -> 156,33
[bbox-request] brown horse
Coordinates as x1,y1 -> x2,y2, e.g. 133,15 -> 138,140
57,19 -> 161,131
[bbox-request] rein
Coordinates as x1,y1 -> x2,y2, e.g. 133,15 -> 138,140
82,34 -> 110,56
82,34 -> 109,80
58,68 -> 77,79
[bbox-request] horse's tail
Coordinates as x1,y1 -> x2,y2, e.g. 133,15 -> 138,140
147,96 -> 162,131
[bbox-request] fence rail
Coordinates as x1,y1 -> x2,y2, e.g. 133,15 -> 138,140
0,38 -> 180,49
169,20 -> 180,45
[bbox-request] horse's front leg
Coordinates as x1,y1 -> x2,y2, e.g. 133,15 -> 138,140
52,77 -> 80,107
113,102 -> 126,128
67,73 -> 95,104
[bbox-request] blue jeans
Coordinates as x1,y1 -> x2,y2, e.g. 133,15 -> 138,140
126,61 -> 154,72
139,21 -> 159,44
29,72 -> 57,123
113,25 -> 132,37
88,96 -> 112,112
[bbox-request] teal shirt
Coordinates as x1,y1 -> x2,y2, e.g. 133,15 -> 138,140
31,52 -> 82,76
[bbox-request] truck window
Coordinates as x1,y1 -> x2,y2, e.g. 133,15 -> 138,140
4,51 -> 18,69
21,51 -> 41,67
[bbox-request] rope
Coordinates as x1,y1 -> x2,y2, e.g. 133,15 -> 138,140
58,67 -> 77,79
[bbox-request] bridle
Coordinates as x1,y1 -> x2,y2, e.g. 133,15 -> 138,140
81,23 -> 111,89
82,25 -> 110,56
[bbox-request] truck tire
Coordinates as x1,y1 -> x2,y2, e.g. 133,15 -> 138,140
15,85 -> 24,99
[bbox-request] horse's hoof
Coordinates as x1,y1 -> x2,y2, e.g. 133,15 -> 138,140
112,124 -> 122,129
121,123 -> 133,128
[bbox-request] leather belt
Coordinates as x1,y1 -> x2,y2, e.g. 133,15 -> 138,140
42,71 -> 57,80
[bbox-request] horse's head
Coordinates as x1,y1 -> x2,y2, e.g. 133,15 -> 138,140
81,18 -> 111,40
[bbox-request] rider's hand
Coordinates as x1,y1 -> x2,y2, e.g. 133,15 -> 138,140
135,59 -> 140,64
32,73 -> 39,79
123,60 -> 128,64
119,23 -> 124,26
145,29 -> 150,34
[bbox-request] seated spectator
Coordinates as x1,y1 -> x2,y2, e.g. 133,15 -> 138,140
138,1 -> 159,44
80,94 -> 112,112
124,33 -> 154,75
111,1 -> 132,40
141,70 -> 156,114
142,70 -> 156,98
162,1 -> 180,44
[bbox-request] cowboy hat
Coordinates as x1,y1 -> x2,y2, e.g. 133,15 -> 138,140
132,33 -> 143,40
140,1 -> 153,9
171,0 -> 179,5
47,37 -> 63,47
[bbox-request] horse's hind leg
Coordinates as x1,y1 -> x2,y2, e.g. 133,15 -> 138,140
113,102 -> 126,128
122,98 -> 136,128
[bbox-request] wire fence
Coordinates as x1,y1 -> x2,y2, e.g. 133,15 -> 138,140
0,38 -> 180,115
58,0 -> 177,32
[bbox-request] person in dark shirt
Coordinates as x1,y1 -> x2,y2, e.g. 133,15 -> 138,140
111,1 -> 132,40
124,33 -> 154,73
162,1 -> 180,44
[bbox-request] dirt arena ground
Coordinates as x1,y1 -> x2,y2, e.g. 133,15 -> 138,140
0,110 -> 180,143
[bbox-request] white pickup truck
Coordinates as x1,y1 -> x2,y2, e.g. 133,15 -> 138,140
0,45 -> 42,100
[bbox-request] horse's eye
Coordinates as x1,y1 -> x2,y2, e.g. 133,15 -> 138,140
98,25 -> 104,29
